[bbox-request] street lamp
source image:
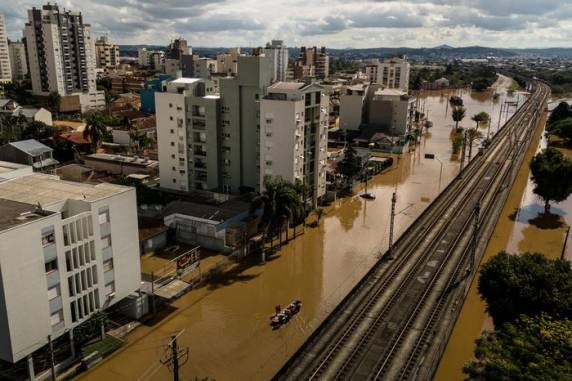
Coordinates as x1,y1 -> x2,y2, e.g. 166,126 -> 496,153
424,153 -> 443,193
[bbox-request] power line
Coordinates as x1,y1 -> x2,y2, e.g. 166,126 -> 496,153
160,330 -> 189,381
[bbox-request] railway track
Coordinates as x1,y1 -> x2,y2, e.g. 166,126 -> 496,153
275,81 -> 550,381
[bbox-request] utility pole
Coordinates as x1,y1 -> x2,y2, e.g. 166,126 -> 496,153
161,332 -> 189,381
388,192 -> 397,259
48,335 -> 56,381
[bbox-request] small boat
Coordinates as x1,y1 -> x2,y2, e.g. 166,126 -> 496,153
360,192 -> 376,200
270,300 -> 302,329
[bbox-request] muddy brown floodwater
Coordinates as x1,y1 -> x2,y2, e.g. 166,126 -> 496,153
434,108 -> 572,381
79,77 -> 519,381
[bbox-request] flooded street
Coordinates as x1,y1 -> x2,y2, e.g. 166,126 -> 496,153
435,108 -> 572,381
79,77 -> 520,381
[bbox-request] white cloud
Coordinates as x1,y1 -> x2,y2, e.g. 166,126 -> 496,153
0,0 -> 569,48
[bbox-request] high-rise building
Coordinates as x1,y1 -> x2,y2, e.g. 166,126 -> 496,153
260,81 -> 329,206
374,56 -> 410,91
138,48 -> 164,70
24,4 -> 104,112
0,173 -> 141,375
8,40 -> 27,82
219,55 -> 272,193
216,47 -> 241,77
0,14 -> 12,83
164,38 -> 191,78
263,40 -> 288,83
293,46 -> 329,81
95,35 -> 119,69
156,78 -> 220,192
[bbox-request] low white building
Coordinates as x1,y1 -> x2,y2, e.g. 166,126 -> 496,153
0,173 -> 141,378
339,84 -> 368,131
260,81 -> 329,207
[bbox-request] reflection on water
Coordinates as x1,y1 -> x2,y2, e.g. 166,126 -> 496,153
79,78 -> 520,381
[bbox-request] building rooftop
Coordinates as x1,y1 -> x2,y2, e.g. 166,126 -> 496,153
0,198 -> 55,231
374,88 -> 407,97
203,95 -> 220,99
269,82 -> 306,91
0,174 -> 131,207
7,139 -> 52,156
0,161 -> 30,175
163,199 -> 251,223
86,153 -> 158,167
171,78 -> 201,84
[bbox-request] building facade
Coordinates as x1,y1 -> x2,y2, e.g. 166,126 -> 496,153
8,40 -> 28,82
0,173 -> 140,371
95,35 -> 119,69
0,14 -> 12,83
292,46 -> 329,81
367,88 -> 416,136
263,40 -> 288,83
339,84 -> 368,131
24,4 -> 104,112
376,56 -> 410,92
260,82 -> 329,206
156,78 -> 220,192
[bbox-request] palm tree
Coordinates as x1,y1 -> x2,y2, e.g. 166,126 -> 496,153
466,128 -> 484,160
251,177 -> 305,259
451,106 -> 466,131
83,112 -> 108,153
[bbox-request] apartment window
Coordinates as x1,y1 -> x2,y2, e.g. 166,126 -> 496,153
42,231 -> 55,247
315,92 -> 321,104
105,281 -> 115,297
255,94 -> 259,100
103,259 -> 114,272
169,116 -> 174,121
172,166 -> 176,171
98,209 -> 110,225
65,251 -> 72,271
172,178 -> 177,184
171,154 -> 176,159
170,129 -> 174,134
50,310 -> 63,326
45,259 -> 58,273
47,285 -> 60,301
169,103 -> 173,108
101,235 -> 112,249
171,142 -> 175,147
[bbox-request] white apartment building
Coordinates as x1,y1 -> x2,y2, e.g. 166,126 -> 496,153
0,14 -> 12,83
156,78 -> 220,192
8,40 -> 28,82
260,82 -> 329,207
24,4 -> 104,112
376,56 -> 410,92
194,58 -> 217,79
95,35 -> 120,69
368,88 -> 416,135
138,48 -> 164,71
0,173 -> 140,376
264,40 -> 288,83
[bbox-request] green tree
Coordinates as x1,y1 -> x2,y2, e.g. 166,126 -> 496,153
47,91 -> 61,113
547,117 -> 572,145
466,127 -> 484,160
251,177 -> 305,249
530,148 -> 572,213
338,143 -> 362,187
83,111 -> 109,152
547,101 -> 571,126
451,106 -> 466,131
21,121 -> 56,142
464,315 -> 572,381
478,251 -> 572,326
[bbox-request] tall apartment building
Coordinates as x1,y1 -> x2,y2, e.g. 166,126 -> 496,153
156,78 -> 220,192
24,4 -> 104,112
164,38 -> 191,78
263,40 -> 288,83
219,55 -> 272,193
0,14 -> 12,83
95,35 -> 119,69
138,48 -> 164,70
293,46 -> 329,81
260,82 -> 329,206
372,56 -> 410,92
0,173 -> 140,375
216,48 -> 241,77
8,40 -> 28,82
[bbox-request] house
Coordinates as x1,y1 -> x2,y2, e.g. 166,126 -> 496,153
0,99 -> 20,112
14,107 -> 53,126
162,199 -> 260,252
0,139 -> 59,171
111,115 -> 156,147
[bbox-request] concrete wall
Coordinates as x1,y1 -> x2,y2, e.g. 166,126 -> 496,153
339,94 -> 364,131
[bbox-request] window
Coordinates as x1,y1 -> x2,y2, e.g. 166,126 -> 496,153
68,277 -> 75,297
45,259 -> 58,273
101,235 -> 112,249
105,281 -> 115,297
42,232 -> 55,247
50,310 -> 63,326
48,285 -> 60,300
170,129 -> 174,134
315,92 -> 321,103
169,116 -> 173,121
103,259 -> 113,272
169,103 -> 173,108
171,142 -> 175,147
98,210 -> 109,225
70,301 -> 77,322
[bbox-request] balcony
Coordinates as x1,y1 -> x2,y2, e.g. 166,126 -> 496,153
46,270 -> 60,289
104,269 -> 115,285
102,246 -> 113,262
49,296 -> 63,314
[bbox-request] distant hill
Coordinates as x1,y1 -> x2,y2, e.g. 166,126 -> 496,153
118,45 -> 572,60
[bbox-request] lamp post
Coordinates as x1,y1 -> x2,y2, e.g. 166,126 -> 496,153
424,153 -> 443,193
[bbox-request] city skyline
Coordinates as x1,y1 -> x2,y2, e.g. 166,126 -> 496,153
1,0 -> 571,49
